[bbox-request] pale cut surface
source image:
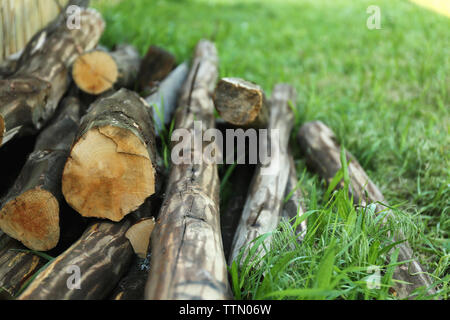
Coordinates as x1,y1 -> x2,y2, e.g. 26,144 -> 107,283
0,188 -> 60,251
125,217 -> 155,258
62,125 -> 155,221
72,51 -> 118,95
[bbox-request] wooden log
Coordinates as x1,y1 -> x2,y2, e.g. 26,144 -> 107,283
297,120 -> 435,299
17,220 -> 134,300
0,232 -> 45,299
144,40 -> 230,300
0,97 -> 81,251
213,77 -> 270,128
0,8 -> 104,147
72,44 -> 141,95
281,152 -> 307,241
137,45 -> 176,92
145,62 -> 189,134
62,88 -> 157,222
229,84 -> 296,264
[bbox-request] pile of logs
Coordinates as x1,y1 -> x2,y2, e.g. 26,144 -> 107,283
0,1 -> 436,300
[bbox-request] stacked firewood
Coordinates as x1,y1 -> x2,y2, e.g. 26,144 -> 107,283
0,1 -> 435,300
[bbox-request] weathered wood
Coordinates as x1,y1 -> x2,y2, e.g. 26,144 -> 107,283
62,88 -> 157,222
281,152 -> 307,241
229,84 -> 296,264
145,62 -> 189,134
297,120 -> 436,299
0,232 -> 44,299
144,40 -> 230,300
72,44 -> 141,95
137,45 -> 176,92
17,220 -> 134,300
213,77 -> 269,128
0,8 -> 104,147
0,97 -> 81,251
125,217 -> 155,259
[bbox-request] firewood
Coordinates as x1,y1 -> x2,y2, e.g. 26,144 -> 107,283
145,62 -> 189,134
17,220 -> 134,300
0,232 -> 44,299
297,120 -> 435,299
137,45 -> 176,92
144,40 -> 230,300
0,8 -> 104,147
125,217 -> 155,259
72,44 -> 141,95
229,84 -> 296,264
62,88 -> 157,222
213,77 -> 270,127
0,97 -> 81,251
281,153 -> 307,241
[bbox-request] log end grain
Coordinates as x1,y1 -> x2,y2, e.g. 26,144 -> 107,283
72,51 -> 118,95
62,125 -> 155,222
0,188 -> 59,251
213,77 -> 265,126
125,217 -> 155,258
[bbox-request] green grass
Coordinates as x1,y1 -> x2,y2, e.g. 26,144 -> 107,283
92,0 -> 449,299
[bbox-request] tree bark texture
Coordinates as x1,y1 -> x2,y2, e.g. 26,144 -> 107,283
0,97 -> 81,251
144,40 -> 231,300
229,84 -> 296,264
0,8 -> 104,147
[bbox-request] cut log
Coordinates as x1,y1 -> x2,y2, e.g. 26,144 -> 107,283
281,152 -> 307,242
0,8 -> 104,147
0,232 -> 45,299
137,45 -> 176,92
62,88 -> 157,222
220,164 -> 256,261
17,220 -> 134,300
213,77 -> 270,128
0,97 -> 81,251
229,84 -> 296,264
125,217 -> 155,259
144,40 -> 230,300
72,44 -> 141,95
297,120 -> 435,299
145,62 -> 189,134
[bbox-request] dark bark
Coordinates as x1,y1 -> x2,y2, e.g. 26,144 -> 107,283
0,231 -> 44,299
297,120 -> 436,299
137,45 -> 176,92
229,84 -> 296,264
0,97 -> 81,251
0,8 -> 104,147
17,220 -> 133,300
144,40 -> 231,300
62,88 -> 157,221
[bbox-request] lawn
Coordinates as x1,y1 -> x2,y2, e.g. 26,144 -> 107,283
92,0 -> 449,299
